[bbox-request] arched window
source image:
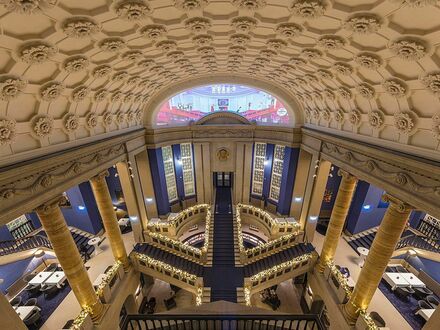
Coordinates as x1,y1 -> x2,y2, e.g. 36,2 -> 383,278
155,84 -> 291,127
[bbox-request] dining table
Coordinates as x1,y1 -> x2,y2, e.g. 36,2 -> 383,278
45,271 -> 66,288
28,271 -> 53,285
416,308 -> 435,321
15,306 -> 41,321
399,273 -> 426,288
382,272 -> 410,290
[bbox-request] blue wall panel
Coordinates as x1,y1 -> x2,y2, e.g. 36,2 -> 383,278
262,144 -> 274,203
277,148 -> 300,215
172,144 -> 185,202
148,148 -> 170,215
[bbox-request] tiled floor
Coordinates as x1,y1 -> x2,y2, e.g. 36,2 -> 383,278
250,280 -> 303,313
312,231 -> 413,330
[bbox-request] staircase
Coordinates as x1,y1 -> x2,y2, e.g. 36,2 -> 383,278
243,243 -> 315,277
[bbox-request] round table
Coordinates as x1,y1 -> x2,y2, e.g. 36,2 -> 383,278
356,247 -> 369,268
88,237 -> 102,257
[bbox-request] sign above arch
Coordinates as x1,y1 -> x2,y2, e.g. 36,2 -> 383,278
154,84 -> 293,128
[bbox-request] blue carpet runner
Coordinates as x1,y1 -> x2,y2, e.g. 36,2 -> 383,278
203,187 -> 243,303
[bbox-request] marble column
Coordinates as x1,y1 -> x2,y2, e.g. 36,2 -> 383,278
343,195 -> 413,323
317,170 -> 357,272
35,197 -> 104,320
90,171 -> 130,271
135,150 -> 158,219
0,292 -> 26,329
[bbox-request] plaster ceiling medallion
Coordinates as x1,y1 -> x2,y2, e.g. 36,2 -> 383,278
94,89 -> 109,102
85,113 -> 98,130
185,17 -> 211,33
333,109 -> 345,124
343,14 -> 382,35
231,0 -> 266,10
276,23 -> 303,38
61,16 -> 101,39
368,109 -> 385,130
122,50 -> 143,62
338,86 -> 352,100
304,108 -> 312,120
39,81 -> 64,102
322,89 -> 336,100
349,109 -> 362,127
0,0 -> 56,14
382,78 -> 408,98
111,92 -> 124,102
304,74 -> 318,84
354,53 -> 382,70
127,110 -> 136,123
356,83 -> 376,99
137,79 -> 149,88
63,114 -> 79,132
174,0 -> 209,10
93,65 -> 113,79
290,57 -> 307,66
333,62 -> 353,75
197,46 -> 215,56
32,115 -> 53,137
420,72 -> 440,95
135,109 -> 143,123
71,86 -> 90,102
289,0 -> 327,19
321,108 -> 331,121
432,113 -> 440,139
389,37 -> 428,61
139,24 -> 167,40
18,41 -> 57,64
103,112 -> 114,127
63,55 -> 90,73
116,111 -> 126,124
260,49 -> 277,58
127,76 -> 141,87
311,108 -> 320,120
124,93 -> 135,103
138,59 -> 155,68
394,111 -> 417,135
301,48 -> 322,60
114,0 -> 151,21
229,46 -> 246,56
266,39 -> 288,51
155,40 -> 178,52
316,69 -> 333,80
112,71 -> 129,82
389,0 -> 439,7
192,35 -> 213,46
0,117 -> 16,145
98,38 -> 126,53
317,35 -> 346,50
0,76 -> 27,101
231,17 -> 258,33
230,34 -> 251,46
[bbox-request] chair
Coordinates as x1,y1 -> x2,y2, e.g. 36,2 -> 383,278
369,312 -> 386,328
24,298 -> 38,306
386,266 -> 397,273
23,309 -> 41,327
146,297 -> 156,314
414,287 -> 434,300
395,287 -> 414,300
164,297 -> 177,310
23,273 -> 35,283
170,284 -> 181,293
426,295 -> 440,309
62,320 -> 74,329
41,284 -> 59,298
45,263 -> 58,272
416,299 -> 431,314
395,265 -> 407,273
24,284 -> 41,296
9,296 -> 22,307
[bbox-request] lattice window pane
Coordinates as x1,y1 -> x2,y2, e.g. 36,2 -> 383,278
252,142 -> 267,196
162,146 -> 178,202
269,145 -> 285,203
180,143 -> 195,197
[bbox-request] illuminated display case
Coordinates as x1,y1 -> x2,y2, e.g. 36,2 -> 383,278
162,146 -> 178,202
251,143 -> 267,196
180,143 -> 195,197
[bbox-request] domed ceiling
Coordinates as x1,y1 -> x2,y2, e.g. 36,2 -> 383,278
0,0 -> 440,164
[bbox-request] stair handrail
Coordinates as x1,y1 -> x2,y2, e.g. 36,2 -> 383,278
0,234 -> 52,256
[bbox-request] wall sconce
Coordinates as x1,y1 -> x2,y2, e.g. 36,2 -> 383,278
362,204 -> 371,211
309,216 -> 318,221
77,205 -> 86,211
129,216 -> 138,221
145,197 -> 153,203
264,160 -> 269,166
294,197 -> 303,202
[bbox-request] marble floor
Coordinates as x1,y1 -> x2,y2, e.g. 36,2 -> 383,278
145,279 -> 195,313
312,231 -> 413,330
250,280 -> 303,313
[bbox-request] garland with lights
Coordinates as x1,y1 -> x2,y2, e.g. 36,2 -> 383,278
359,310 -> 380,330
70,306 -> 92,329
326,260 -> 353,298
95,261 -> 122,298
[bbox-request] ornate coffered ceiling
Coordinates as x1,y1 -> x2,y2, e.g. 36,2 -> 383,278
0,0 -> 440,165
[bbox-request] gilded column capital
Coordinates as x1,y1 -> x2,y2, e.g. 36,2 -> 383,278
382,194 -> 414,213
35,195 -> 66,215
338,169 -> 357,182
90,170 -> 110,183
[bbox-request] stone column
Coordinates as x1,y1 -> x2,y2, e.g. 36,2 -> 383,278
343,195 -> 413,323
317,170 -> 357,272
90,171 -> 129,271
0,292 -> 26,329
290,149 -> 312,219
193,143 -> 205,204
135,150 -> 158,220
35,197 -> 104,320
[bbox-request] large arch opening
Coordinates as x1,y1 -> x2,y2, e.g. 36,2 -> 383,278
154,84 -> 291,127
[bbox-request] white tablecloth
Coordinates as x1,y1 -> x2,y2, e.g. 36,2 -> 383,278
416,308 -> 435,321
45,271 -> 66,288
15,306 -> 40,321
400,273 -> 426,288
28,272 -> 53,285
118,217 -> 130,226
383,272 -> 410,290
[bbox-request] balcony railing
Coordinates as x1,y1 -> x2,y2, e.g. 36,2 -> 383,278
0,235 -> 52,256
235,204 -> 302,264
121,314 -> 325,330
